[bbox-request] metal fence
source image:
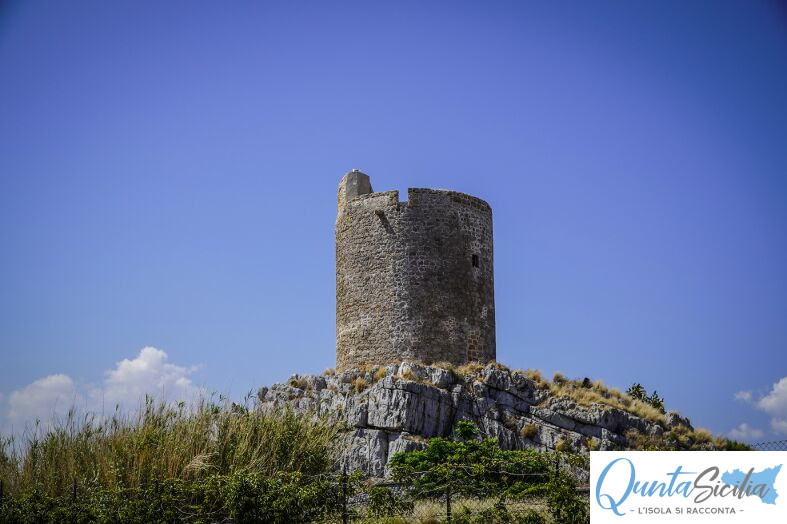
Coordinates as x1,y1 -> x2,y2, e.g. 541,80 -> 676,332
310,465 -> 590,524
326,474 -> 560,523
334,485 -> 556,523
752,439 -> 787,451
0,470 -> 589,524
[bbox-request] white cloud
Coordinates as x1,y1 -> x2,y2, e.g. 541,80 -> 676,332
728,423 -> 763,441
757,377 -> 787,420
734,390 -> 752,402
1,347 -> 199,436
93,346 -> 199,409
771,419 -> 787,435
735,376 -> 787,437
6,374 -> 82,431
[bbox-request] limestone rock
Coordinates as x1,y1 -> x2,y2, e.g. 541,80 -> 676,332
257,362 -> 683,478
665,411 -> 693,430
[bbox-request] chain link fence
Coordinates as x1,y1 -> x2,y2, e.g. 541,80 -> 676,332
326,475 -> 554,523
751,439 -> 787,451
0,470 -> 588,523
315,465 -> 590,523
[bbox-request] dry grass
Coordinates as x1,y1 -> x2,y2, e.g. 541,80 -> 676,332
523,369 -> 549,389
404,497 -> 549,524
625,426 -> 738,451
546,377 -> 668,426
358,363 -> 379,375
431,361 -> 456,373
447,363 -> 672,427
399,368 -> 423,383
624,400 -> 668,425
373,365 -> 388,382
487,361 -> 510,372
353,377 -> 369,393
692,428 -> 713,444
455,362 -> 484,376
521,423 -> 538,439
555,439 -> 573,453
324,367 -> 336,376
288,376 -> 308,389
0,396 -> 340,499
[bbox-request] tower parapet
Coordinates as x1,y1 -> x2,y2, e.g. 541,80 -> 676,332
336,171 -> 495,371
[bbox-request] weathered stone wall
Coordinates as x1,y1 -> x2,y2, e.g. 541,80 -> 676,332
336,171 -> 495,371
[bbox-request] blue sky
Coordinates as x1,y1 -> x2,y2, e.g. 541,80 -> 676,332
1,0 -> 786,442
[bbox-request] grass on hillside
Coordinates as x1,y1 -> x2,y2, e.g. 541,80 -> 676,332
0,395 -> 340,499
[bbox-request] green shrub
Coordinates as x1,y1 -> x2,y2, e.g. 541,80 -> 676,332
452,503 -> 547,524
626,383 -> 666,413
545,472 -> 589,524
0,472 -> 348,523
223,471 -> 340,523
366,486 -> 414,518
389,423 -> 551,500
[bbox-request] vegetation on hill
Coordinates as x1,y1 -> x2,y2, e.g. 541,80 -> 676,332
389,421 -> 588,524
0,363 -> 752,521
0,395 -> 338,497
0,395 -> 347,522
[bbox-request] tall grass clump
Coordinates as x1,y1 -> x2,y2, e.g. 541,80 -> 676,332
0,395 -> 341,499
545,376 -> 669,426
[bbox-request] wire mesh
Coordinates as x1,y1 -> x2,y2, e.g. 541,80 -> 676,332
751,439 -> 787,451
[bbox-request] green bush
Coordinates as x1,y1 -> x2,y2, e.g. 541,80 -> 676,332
389,422 -> 588,523
545,472 -> 589,524
366,486 -> 414,518
626,383 -> 666,413
452,503 -> 547,524
223,471 -> 340,523
0,472 -> 345,523
389,423 -> 551,499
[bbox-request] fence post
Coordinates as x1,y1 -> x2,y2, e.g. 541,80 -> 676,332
341,466 -> 348,524
72,477 -> 78,524
446,484 -> 452,522
553,458 -> 561,523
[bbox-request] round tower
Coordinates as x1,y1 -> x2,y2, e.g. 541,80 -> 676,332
336,170 -> 495,372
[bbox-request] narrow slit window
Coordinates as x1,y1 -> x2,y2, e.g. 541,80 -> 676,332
472,254 -> 479,268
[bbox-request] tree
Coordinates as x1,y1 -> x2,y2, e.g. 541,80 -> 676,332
389,422 -> 550,499
626,383 -> 647,401
389,423 -> 589,523
646,390 -> 665,414
627,383 -> 666,413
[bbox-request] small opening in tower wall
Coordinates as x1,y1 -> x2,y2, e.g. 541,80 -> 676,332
472,254 -> 479,267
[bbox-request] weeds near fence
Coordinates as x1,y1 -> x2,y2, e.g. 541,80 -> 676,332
0,398 -> 593,522
0,394 -> 340,499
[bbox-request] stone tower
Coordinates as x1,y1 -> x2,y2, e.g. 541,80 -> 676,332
336,170 -> 495,372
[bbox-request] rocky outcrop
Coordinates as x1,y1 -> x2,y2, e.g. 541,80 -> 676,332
257,362 -> 689,478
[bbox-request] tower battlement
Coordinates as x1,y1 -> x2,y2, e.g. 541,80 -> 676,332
336,170 -> 496,372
